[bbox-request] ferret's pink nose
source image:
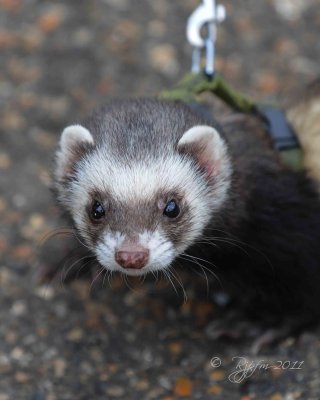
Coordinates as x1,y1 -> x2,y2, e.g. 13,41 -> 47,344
115,246 -> 149,269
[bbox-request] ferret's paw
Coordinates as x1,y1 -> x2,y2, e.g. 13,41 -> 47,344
205,308 -> 313,354
250,317 -> 317,354
250,327 -> 294,355
205,310 -> 262,342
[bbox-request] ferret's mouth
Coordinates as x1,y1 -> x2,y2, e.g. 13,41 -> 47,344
115,266 -> 149,277
103,263 -> 170,277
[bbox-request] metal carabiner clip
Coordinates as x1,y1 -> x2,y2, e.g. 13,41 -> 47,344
186,0 -> 226,77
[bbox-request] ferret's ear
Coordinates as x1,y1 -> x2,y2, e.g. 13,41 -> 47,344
55,124 -> 94,180
177,125 -> 230,180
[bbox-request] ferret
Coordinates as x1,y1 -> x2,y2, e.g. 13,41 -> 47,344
53,98 -> 320,329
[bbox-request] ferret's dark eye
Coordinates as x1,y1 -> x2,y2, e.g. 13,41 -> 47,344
91,201 -> 105,220
163,200 -> 180,219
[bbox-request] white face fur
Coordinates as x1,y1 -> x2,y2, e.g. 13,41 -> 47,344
55,124 -> 232,276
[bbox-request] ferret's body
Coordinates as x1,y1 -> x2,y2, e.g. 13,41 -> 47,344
54,98 -> 320,323
194,112 -> 320,319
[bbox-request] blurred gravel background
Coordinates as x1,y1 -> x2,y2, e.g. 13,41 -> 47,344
0,0 -> 320,399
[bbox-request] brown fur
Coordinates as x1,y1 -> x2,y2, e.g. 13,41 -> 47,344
286,79 -> 320,183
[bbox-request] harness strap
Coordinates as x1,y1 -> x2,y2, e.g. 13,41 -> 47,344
256,105 -> 303,171
160,73 -> 304,171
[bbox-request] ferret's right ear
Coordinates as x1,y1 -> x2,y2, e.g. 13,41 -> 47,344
55,124 -> 94,180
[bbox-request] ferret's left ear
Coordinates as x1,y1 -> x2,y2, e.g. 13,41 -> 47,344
177,125 -> 231,180
55,124 -> 94,180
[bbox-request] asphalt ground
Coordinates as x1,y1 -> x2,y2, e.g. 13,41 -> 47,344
0,0 -> 320,399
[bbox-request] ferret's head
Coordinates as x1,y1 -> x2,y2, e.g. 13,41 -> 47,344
54,112 -> 232,276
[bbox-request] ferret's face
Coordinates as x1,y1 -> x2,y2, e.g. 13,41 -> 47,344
54,122 -> 231,276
